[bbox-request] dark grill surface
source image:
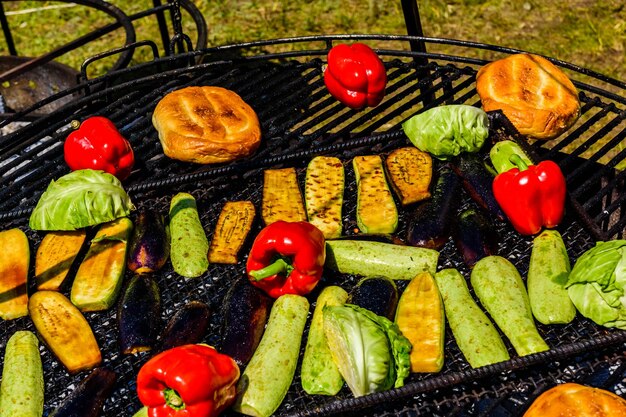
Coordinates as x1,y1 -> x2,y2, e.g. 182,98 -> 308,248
0,35 -> 625,416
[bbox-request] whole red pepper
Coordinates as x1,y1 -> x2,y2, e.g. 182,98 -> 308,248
324,43 -> 387,109
136,344 -> 239,417
64,116 -> 135,180
246,220 -> 325,298
492,155 -> 567,235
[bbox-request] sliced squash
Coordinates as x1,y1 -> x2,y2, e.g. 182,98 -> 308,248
70,217 -> 133,311
0,228 -> 30,320
262,168 -> 307,225
35,230 -> 86,291
395,271 -> 445,372
208,201 -> 256,264
29,291 -> 102,374
385,147 -> 432,205
353,155 -> 398,234
305,156 -> 344,239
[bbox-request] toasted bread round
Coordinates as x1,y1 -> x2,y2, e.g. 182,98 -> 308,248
476,53 -> 580,140
152,86 -> 261,164
523,383 -> 626,417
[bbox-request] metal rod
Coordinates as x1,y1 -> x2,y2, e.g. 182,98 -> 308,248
0,2 -> 17,56
153,0 -> 172,55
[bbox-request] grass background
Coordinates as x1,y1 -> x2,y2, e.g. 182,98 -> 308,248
0,0 -> 624,83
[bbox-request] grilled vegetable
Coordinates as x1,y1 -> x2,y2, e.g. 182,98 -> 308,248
471,256 -> 549,356
48,367 -> 116,417
127,209 -> 170,274
118,275 -> 161,354
395,272 -> 445,373
29,291 -> 101,373
305,156 -> 344,239
0,331 -> 44,417
35,230 -> 86,291
262,167 -> 307,225
0,228 -> 30,320
434,268 -> 510,368
406,166 -> 462,249
325,240 -> 439,279
453,208 -> 499,268
159,301 -> 211,351
220,279 -> 272,367
169,192 -> 209,278
29,169 -> 135,231
301,286 -> 349,396
349,276 -> 398,320
323,304 -> 411,397
353,155 -> 398,234
208,201 -> 256,264
528,230 -> 576,325
233,295 -> 309,417
451,153 -> 505,221
70,217 -> 133,311
385,147 -> 432,205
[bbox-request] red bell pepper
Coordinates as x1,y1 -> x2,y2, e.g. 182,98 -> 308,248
324,43 -> 387,109
136,344 -> 239,417
246,220 -> 325,298
64,116 -> 135,180
492,155 -> 567,235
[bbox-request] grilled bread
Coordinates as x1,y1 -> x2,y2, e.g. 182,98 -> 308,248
152,86 -> 261,163
476,53 -> 580,140
523,383 -> 626,417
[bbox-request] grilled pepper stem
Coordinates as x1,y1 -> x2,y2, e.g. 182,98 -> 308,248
249,258 -> 294,281
510,154 -> 528,171
164,388 -> 184,410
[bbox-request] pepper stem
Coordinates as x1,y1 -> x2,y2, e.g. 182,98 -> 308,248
70,120 -> 81,130
164,388 -> 185,411
509,154 -> 529,171
249,258 -> 293,281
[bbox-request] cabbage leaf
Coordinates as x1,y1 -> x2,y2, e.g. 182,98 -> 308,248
29,169 -> 135,231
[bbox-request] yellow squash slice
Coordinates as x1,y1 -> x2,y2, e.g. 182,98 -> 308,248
353,155 -> 398,234
262,168 -> 307,225
35,230 -> 86,291
0,228 -> 30,320
385,147 -> 432,205
208,201 -> 256,264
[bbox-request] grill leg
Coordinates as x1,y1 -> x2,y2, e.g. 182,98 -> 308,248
0,2 -> 17,56
400,0 -> 434,106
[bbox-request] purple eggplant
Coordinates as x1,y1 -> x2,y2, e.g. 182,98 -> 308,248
453,208 -> 499,268
159,300 -> 211,351
406,165 -> 462,249
118,274 -> 161,354
127,209 -> 170,274
49,368 -> 116,417
348,276 -> 399,320
220,279 -> 272,367
450,154 -> 506,221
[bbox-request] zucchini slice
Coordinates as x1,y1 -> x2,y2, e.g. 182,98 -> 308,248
0,228 -> 30,320
305,156 -> 344,239
353,155 -> 398,234
262,168 -> 307,225
35,230 -> 86,291
208,201 -> 256,264
385,147 -> 433,205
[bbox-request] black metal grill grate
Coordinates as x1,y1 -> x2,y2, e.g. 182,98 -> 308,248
0,35 -> 625,416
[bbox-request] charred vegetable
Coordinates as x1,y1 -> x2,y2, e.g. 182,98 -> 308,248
0,228 -> 30,320
385,147 -> 432,206
127,209 -> 170,274
71,217 -> 133,311
262,167 -> 307,225
349,276 -> 398,320
220,279 -> 273,367
118,275 -> 161,354
353,155 -> 398,234
159,301 -> 211,351
208,201 -> 256,264
35,230 -> 86,291
453,208 -> 499,268
48,367 -> 116,417
29,291 -> 101,374
451,154 -> 505,221
305,156 -> 345,239
406,165 -> 461,249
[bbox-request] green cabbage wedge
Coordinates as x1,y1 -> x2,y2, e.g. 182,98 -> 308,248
29,169 -> 135,231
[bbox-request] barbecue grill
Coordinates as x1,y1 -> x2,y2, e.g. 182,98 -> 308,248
0,2 -> 625,416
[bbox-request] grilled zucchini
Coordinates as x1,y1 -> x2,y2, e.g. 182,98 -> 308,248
35,230 -> 86,291
208,201 -> 256,264
305,156 -> 344,239
262,168 -> 307,225
0,228 -> 30,320
385,147 -> 432,206
353,155 -> 398,234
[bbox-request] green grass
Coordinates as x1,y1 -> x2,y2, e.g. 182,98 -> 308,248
0,0 -> 624,84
